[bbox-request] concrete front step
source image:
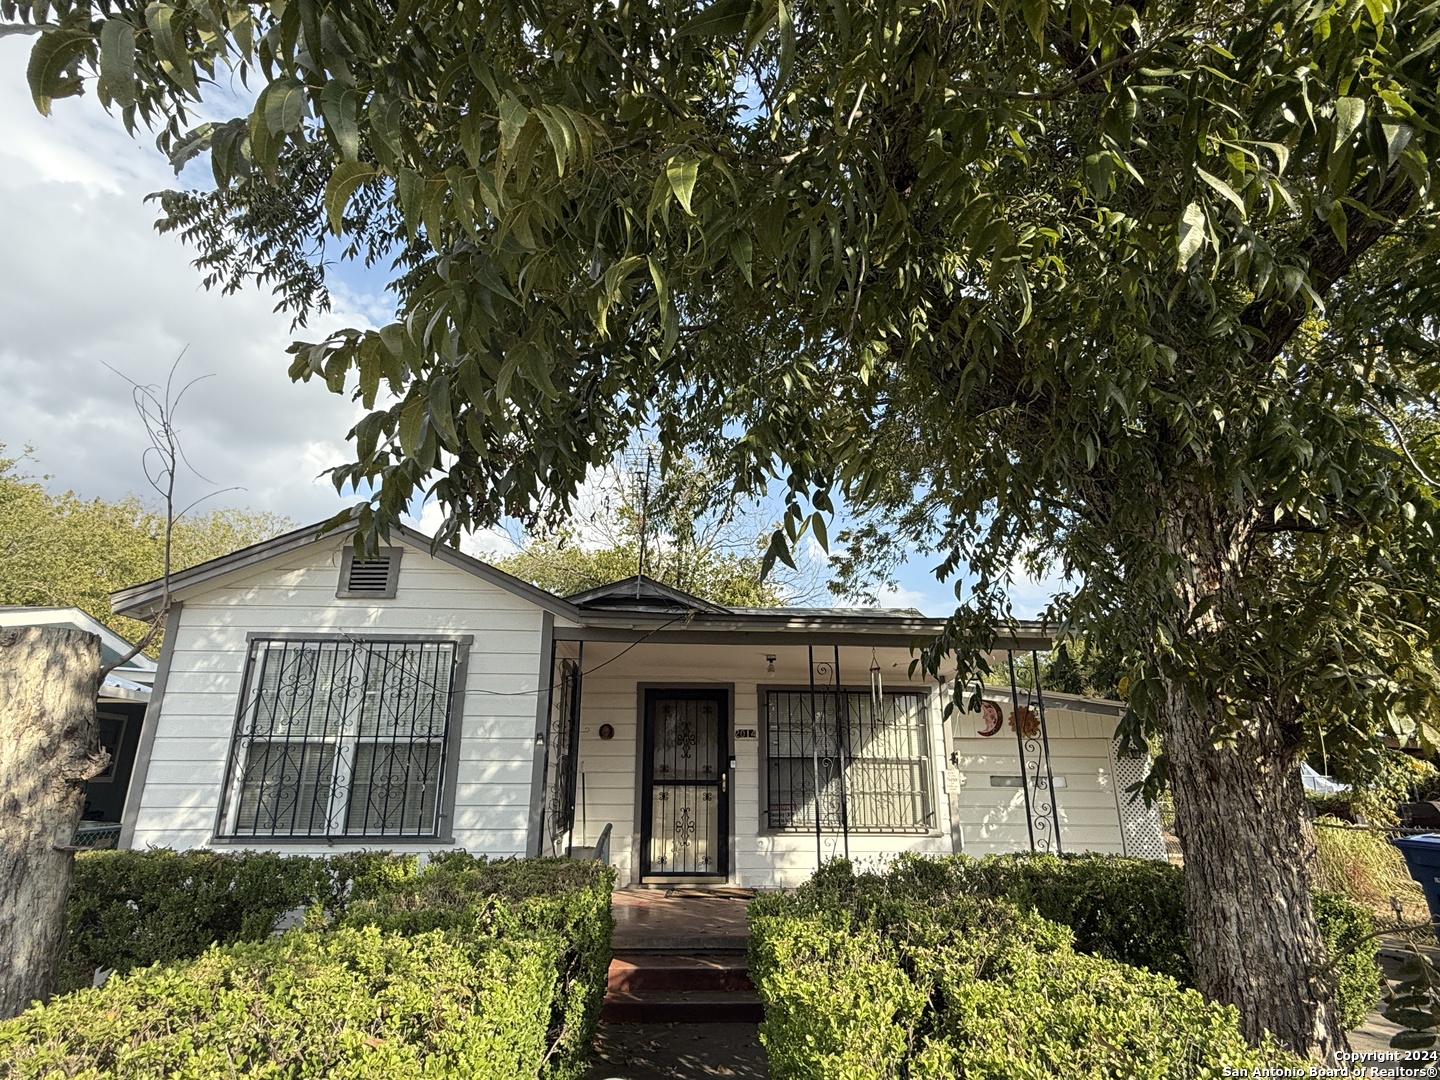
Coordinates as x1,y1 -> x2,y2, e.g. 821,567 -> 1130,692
608,953 -> 754,994
611,934 -> 750,953
600,990 -> 765,1024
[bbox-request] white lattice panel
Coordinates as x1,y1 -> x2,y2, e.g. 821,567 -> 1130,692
1110,748 -> 1169,861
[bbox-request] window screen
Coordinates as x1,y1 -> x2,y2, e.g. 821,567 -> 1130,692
221,638 -> 458,839
764,690 -> 933,832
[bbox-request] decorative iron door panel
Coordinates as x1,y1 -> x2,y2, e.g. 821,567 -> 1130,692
641,689 -> 728,878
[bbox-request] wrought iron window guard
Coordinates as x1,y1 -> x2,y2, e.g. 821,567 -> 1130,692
217,637 -> 459,840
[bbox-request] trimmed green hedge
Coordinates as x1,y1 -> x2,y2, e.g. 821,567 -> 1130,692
340,851 -> 615,1075
876,851 -> 1193,981
3,927 -> 558,1079
1312,888 -> 1381,1030
58,848 -> 401,992
8,850 -> 613,1080
858,852 -> 1379,1027
749,857 -> 1348,1078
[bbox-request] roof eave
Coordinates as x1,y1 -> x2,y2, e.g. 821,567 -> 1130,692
110,518 -> 583,623
557,611 -> 1054,649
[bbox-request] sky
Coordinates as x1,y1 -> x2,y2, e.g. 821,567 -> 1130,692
0,39 -> 1060,617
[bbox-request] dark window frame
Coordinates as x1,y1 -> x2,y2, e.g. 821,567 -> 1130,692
92,712 -> 127,783
337,546 -> 403,599
760,685 -> 936,835
215,633 -> 470,842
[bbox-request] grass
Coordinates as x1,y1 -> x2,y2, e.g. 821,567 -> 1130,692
1313,815 -> 1430,935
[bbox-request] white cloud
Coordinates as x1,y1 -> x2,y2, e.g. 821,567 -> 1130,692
0,39 -> 378,527
875,583 -> 933,612
1002,554 -> 1071,620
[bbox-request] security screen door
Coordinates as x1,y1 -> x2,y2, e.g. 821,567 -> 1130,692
640,688 -> 728,879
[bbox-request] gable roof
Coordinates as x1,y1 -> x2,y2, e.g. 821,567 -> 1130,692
109,518 -> 583,622
566,575 -> 730,614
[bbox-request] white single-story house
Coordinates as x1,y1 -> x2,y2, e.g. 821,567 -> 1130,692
110,521 -> 1165,887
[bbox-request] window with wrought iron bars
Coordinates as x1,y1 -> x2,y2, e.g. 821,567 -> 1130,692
218,637 -> 459,839
764,689 -> 933,832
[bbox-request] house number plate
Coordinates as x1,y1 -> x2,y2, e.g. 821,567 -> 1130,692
734,728 -> 758,739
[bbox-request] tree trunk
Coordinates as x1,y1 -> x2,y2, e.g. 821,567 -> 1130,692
1146,487 -> 1347,1060
0,627 -> 103,1019
1163,689 -> 1345,1058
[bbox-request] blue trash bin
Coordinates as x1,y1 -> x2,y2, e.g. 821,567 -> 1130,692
1392,834 -> 1440,942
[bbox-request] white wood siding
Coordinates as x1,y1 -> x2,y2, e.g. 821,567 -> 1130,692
130,536 -> 547,856
951,696 -> 1132,856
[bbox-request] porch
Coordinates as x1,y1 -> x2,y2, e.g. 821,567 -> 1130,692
533,620 -> 1158,889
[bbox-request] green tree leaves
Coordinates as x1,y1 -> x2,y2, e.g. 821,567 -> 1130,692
96,19 -> 137,109
25,25 -> 90,114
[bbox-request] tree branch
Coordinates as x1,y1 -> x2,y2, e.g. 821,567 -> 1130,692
1243,173 -> 1417,366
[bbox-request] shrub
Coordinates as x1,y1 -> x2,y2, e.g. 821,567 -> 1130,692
858,851 -> 1378,1028
19,850 -> 613,1080
747,910 -> 924,1080
1312,890 -> 1382,1029
883,851 -> 1193,982
749,862 -> 1298,1079
1,926 -> 558,1079
341,852 -> 615,1079
57,848 -> 400,992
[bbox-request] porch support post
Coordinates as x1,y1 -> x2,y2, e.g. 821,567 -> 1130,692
525,612 -> 556,858
833,644 -> 849,860
563,641 -> 583,857
1030,650 -> 1064,854
808,645 -> 821,870
1006,650 -> 1036,852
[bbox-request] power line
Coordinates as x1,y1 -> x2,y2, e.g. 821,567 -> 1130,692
328,614 -> 692,702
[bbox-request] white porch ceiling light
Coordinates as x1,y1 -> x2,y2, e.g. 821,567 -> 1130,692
765,654 -> 776,677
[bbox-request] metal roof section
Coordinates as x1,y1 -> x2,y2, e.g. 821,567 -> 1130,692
565,575 -> 731,614
106,517 -> 1054,650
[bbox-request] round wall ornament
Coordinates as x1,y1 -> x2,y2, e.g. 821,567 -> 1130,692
1010,706 -> 1040,739
978,700 -> 1004,737
597,723 -> 615,741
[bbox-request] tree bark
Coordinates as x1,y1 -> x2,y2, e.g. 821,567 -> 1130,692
0,627 -> 104,1020
1163,690 -> 1345,1057
1154,494 -> 1345,1058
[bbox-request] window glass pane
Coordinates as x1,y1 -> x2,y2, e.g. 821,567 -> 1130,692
346,741 -> 444,835
234,743 -> 336,835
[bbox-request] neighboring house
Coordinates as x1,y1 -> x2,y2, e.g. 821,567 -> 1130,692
110,521 -> 1165,887
0,607 -> 156,837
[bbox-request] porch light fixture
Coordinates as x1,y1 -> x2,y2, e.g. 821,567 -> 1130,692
765,654 -> 776,677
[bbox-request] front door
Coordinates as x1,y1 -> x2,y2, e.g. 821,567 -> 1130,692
640,688 -> 728,879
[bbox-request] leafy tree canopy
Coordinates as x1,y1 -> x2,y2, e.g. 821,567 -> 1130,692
0,447 -> 294,649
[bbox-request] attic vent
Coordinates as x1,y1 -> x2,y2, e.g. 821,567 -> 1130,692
338,548 -> 401,599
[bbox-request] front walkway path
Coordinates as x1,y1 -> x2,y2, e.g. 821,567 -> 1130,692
589,889 -> 769,1078
585,1024 -> 769,1079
